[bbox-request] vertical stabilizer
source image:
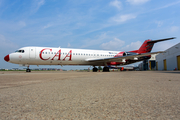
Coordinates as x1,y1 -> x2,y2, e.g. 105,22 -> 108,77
130,37 -> 175,54
138,39 -> 153,53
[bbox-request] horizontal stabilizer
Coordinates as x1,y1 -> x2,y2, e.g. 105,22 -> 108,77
147,37 -> 176,43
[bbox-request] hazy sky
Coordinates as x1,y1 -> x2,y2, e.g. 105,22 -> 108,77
0,0 -> 180,69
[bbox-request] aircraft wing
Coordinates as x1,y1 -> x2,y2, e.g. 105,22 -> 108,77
85,51 -> 164,63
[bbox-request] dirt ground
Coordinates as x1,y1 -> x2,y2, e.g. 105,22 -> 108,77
0,71 -> 180,119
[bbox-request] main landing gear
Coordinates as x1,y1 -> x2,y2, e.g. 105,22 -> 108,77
92,67 -> 98,72
92,66 -> 110,72
103,66 -> 109,72
26,66 -> 31,72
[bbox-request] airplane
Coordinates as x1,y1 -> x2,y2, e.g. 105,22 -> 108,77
4,37 -> 175,72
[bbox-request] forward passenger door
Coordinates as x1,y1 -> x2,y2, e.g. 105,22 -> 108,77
29,47 -> 36,59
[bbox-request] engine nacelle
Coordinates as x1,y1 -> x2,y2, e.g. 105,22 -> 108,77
114,52 -> 138,64
123,52 -> 137,56
115,51 -> 136,57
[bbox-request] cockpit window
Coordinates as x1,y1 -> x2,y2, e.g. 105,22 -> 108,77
15,50 -> 25,53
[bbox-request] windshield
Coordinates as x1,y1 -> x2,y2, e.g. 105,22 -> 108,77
15,50 -> 25,53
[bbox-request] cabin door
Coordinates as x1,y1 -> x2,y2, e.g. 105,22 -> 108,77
29,47 -> 36,59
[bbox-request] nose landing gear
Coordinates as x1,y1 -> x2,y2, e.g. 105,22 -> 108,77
26,66 -> 31,72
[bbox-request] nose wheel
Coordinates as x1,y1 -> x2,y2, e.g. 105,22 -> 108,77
26,66 -> 31,72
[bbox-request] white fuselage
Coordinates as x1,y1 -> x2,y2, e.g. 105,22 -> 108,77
4,37 -> 175,70
8,47 -> 122,66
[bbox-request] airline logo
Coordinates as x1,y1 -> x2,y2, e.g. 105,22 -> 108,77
109,52 -> 118,54
39,48 -> 72,61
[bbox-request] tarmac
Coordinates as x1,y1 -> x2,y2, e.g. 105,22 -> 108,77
0,71 -> 180,119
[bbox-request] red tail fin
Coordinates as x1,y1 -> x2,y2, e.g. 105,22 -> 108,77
138,40 -> 153,53
130,40 -> 154,54
130,37 -> 175,54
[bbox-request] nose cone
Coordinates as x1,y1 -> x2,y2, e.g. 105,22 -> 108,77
4,55 -> 10,62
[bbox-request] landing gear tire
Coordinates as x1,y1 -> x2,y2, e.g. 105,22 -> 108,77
103,67 -> 109,72
26,69 -> 31,72
93,67 -> 98,72
26,66 -> 31,72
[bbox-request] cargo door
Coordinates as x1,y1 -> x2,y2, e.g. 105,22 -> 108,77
177,56 -> 180,70
29,47 -> 36,59
163,59 -> 167,70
